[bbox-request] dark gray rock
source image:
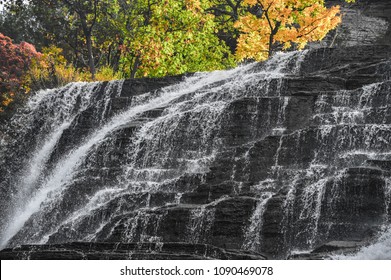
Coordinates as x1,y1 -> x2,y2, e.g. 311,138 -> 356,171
288,240 -> 367,259
318,0 -> 391,47
0,242 -> 266,260
1,41 -> 390,260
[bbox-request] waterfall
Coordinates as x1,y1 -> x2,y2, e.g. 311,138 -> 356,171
333,176 -> 391,259
0,82 -> 99,246
242,192 -> 273,252
334,227 -> 391,260
1,46 -> 390,260
0,52 -> 304,248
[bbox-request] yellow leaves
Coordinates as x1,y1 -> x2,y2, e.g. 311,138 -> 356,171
235,0 -> 343,61
94,66 -> 122,81
118,0 -> 234,78
243,0 -> 258,6
185,0 -> 202,13
236,30 -> 269,61
22,44 -> 120,90
283,41 -> 292,50
42,46 -> 67,66
1,95 -> 13,107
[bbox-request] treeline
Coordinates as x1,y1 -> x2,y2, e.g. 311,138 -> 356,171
0,0 -> 355,113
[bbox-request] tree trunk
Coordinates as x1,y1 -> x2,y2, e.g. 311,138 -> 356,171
130,56 -> 140,79
268,22 -> 281,58
268,33 -> 274,58
80,14 -> 96,80
85,32 -> 96,80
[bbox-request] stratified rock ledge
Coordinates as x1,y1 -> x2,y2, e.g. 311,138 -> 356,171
288,241 -> 367,260
0,242 -> 267,260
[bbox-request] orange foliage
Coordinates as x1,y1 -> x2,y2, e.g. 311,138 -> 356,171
1,36 -> 120,113
0,33 -> 41,112
235,0 -> 342,61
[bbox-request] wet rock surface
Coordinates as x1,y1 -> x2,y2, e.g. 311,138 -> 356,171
1,1 -> 391,259
1,44 -> 389,260
0,242 -> 266,260
319,0 -> 391,47
288,240 -> 368,260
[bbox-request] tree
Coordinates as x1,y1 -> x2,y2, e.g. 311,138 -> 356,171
0,33 -> 41,112
3,0 -> 115,80
1,0 -> 357,81
235,0 -> 354,61
0,2 -> 41,45
117,0 -> 235,78
205,0 -> 244,52
54,0 -> 103,79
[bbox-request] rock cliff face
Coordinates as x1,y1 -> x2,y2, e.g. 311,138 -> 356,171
1,45 -> 390,260
320,0 -> 391,47
0,1 -> 390,260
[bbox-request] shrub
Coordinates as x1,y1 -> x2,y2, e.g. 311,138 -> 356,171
1,34 -> 121,116
0,33 -> 41,112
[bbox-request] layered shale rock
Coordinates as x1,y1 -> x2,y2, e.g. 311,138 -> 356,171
319,0 -> 391,47
0,43 -> 389,260
0,242 -> 266,260
1,0 -> 391,260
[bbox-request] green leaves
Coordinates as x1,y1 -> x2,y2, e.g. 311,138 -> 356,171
118,0 -> 235,78
1,0 -> 355,81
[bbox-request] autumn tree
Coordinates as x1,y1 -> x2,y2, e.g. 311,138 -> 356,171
0,33 -> 41,112
1,1 -> 72,55
3,0 -> 116,80
1,0 -> 357,81
205,0 -> 244,52
235,0 -> 354,61
116,0 -> 235,78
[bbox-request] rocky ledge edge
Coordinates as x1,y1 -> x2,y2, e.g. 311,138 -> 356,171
0,242 -> 267,260
0,240 -> 373,260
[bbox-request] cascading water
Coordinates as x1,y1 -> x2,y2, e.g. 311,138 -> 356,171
0,46 -> 390,260
242,192 -> 273,252
0,82 -> 100,244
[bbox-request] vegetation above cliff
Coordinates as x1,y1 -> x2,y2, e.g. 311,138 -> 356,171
0,0 -> 355,113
